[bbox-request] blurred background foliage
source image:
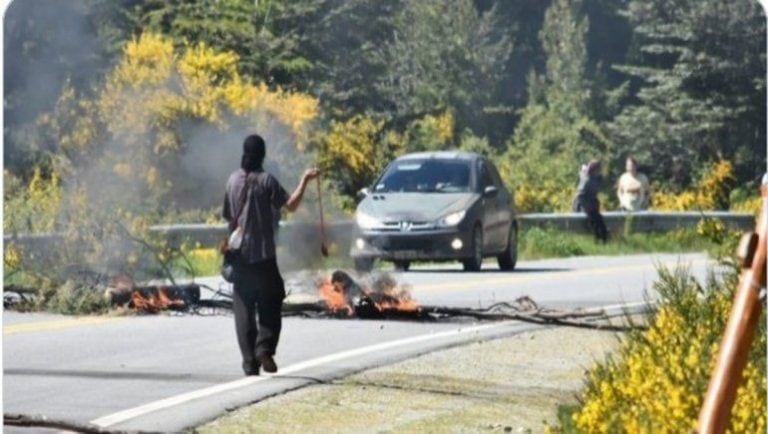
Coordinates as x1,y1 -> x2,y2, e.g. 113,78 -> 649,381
3,0 -> 766,287
5,0 -> 765,218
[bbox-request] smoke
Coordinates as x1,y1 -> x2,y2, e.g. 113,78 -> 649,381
176,114 -> 313,210
4,0 -> 106,170
5,1 -> 354,286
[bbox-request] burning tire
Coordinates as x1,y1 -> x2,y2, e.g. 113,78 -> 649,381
497,223 -> 517,271
354,257 -> 374,273
462,225 -> 483,272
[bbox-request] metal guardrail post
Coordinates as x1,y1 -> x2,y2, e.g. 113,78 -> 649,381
697,182 -> 767,433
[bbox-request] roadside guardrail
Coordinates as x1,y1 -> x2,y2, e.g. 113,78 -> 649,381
4,211 -> 755,251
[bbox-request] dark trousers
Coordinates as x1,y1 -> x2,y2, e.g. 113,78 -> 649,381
232,258 -> 285,371
585,208 -> 608,242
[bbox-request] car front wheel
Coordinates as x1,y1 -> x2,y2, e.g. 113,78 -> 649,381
462,226 -> 483,272
497,224 -> 518,271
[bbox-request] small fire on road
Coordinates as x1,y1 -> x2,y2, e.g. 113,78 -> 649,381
317,270 -> 420,319
130,287 -> 186,313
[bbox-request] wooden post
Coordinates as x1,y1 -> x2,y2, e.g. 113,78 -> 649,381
697,182 -> 768,433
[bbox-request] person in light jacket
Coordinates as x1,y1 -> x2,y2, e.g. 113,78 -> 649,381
617,157 -> 651,211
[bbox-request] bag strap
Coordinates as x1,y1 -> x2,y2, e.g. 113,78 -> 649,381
233,175 -> 252,228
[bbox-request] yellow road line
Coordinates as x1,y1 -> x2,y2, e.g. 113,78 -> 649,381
413,258 -> 709,293
4,316 -> 126,336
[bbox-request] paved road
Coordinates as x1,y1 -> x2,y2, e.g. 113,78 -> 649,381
3,253 -> 711,432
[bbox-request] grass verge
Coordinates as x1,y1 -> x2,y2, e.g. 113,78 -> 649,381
517,226 -> 719,261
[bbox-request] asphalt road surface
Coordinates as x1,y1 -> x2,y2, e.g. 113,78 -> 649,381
3,253 -> 712,432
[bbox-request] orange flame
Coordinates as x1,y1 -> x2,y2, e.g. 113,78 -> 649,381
131,288 -> 185,313
370,293 -> 420,312
318,278 -> 353,316
316,273 -> 420,316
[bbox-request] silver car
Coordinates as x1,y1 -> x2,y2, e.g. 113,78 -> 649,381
351,151 -> 518,272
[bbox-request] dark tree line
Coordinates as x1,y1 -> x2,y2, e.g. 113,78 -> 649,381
5,0 -> 766,200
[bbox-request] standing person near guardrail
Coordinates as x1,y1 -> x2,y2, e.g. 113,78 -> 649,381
617,156 -> 651,211
223,134 -> 320,376
572,159 -> 608,242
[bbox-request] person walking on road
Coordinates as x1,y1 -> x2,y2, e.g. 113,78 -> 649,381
223,134 -> 320,376
572,159 -> 608,243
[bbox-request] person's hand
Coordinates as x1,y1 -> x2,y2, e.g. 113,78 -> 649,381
303,168 -> 321,182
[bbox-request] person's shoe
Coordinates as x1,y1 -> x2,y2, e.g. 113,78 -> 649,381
243,361 -> 260,376
257,354 -> 278,373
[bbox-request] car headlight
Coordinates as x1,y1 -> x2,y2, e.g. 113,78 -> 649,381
356,211 -> 382,229
438,210 -> 466,227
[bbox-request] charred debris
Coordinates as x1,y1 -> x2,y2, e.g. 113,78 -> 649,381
4,270 -> 641,331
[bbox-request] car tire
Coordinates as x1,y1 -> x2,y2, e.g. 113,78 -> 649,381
462,226 -> 483,272
393,260 -> 411,272
497,224 -> 518,271
354,258 -> 374,273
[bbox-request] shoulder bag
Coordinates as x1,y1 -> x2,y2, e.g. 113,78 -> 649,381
221,176 -> 251,283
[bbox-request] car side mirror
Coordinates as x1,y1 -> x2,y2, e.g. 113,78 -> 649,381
358,187 -> 371,199
483,186 -> 498,198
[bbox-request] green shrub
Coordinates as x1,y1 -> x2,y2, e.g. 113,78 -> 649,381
554,266 -> 766,433
40,280 -> 108,315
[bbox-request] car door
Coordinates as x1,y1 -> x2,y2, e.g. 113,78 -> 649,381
489,162 -> 513,250
478,160 -> 503,251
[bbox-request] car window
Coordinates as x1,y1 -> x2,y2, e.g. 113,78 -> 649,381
479,161 -> 494,189
489,163 -> 504,188
375,159 -> 472,193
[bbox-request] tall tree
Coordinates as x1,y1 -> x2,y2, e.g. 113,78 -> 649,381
373,0 -> 511,141
609,0 -> 766,188
4,0 -> 115,175
123,0 -> 320,85
283,0 -> 402,113
500,0 -> 611,212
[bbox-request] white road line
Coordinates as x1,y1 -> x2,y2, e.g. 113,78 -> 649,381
90,321 -> 511,428
91,298 -> 657,428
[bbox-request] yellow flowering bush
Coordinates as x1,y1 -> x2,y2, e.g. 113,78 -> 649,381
5,33 -> 321,311
731,196 -> 761,215
4,168 -> 62,233
567,266 -> 766,433
405,110 -> 455,151
316,114 -> 407,207
696,218 -> 727,244
652,160 -> 736,211
182,247 -> 221,277
515,181 -> 575,213
318,115 -> 385,181
44,32 -> 319,203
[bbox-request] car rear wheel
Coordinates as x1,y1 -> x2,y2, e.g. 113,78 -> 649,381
354,258 -> 374,273
497,224 -> 518,271
462,226 -> 483,272
393,260 -> 411,272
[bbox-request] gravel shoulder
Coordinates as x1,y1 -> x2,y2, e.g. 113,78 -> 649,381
195,326 -> 622,433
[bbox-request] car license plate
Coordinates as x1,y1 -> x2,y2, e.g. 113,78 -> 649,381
392,250 -> 420,259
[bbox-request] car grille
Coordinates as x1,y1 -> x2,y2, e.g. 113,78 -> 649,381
370,236 -> 436,251
378,221 -> 434,232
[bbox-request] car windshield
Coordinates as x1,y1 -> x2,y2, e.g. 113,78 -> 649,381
374,159 -> 472,193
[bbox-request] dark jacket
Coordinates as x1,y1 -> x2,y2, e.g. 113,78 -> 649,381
573,166 -> 602,213
223,169 -> 289,264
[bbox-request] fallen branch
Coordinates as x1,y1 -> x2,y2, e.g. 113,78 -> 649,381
278,300 -> 646,331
